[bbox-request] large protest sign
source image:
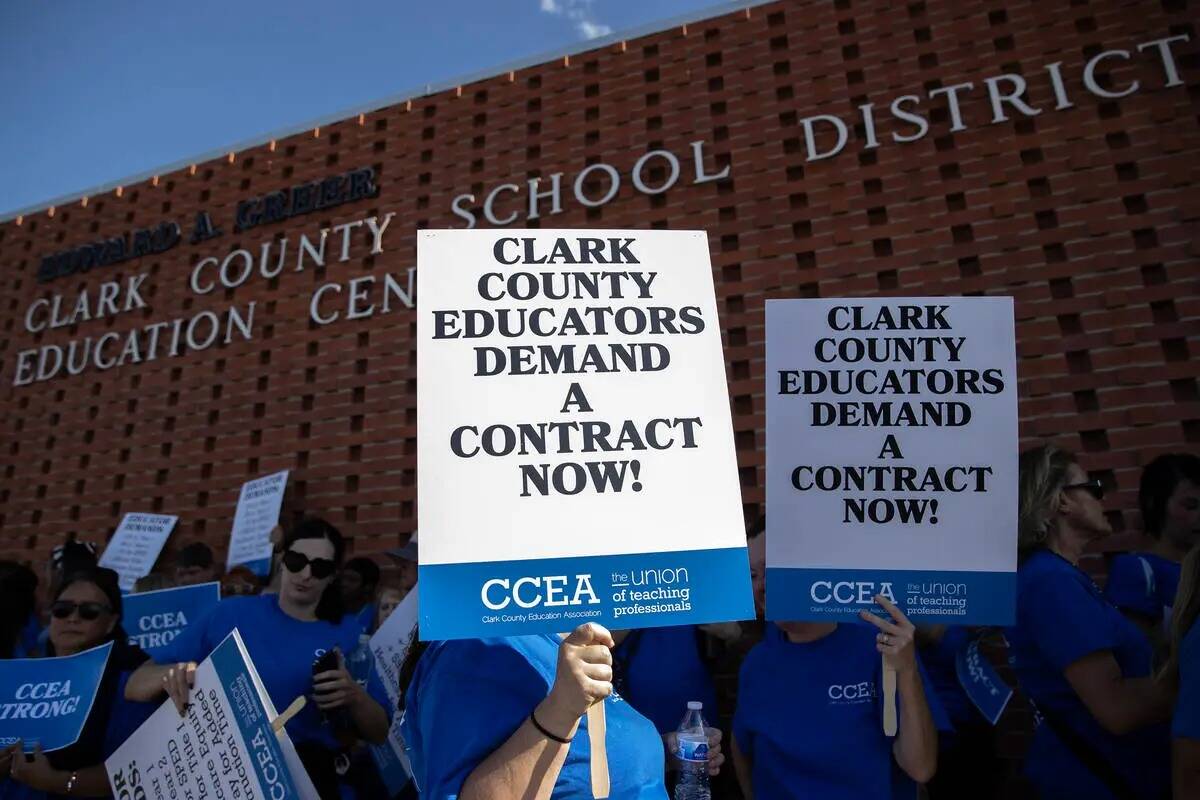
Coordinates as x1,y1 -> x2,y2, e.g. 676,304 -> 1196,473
226,470 -> 289,577
766,298 -> 1017,624
99,513 -> 179,592
0,641 -> 112,753
367,588 -> 418,793
124,582 -> 221,660
417,230 -> 753,639
107,629 -> 318,800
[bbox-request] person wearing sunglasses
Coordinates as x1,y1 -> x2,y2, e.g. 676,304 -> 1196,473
1106,454 -> 1200,646
125,517 -> 391,798
1008,444 -> 1173,799
2,567 -> 154,799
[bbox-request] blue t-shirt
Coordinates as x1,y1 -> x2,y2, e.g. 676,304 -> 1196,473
1175,620 -> 1200,741
733,623 -> 949,800
402,634 -> 668,800
1104,552 -> 1180,624
612,626 -> 719,734
917,626 -> 974,730
15,614 -> 42,658
156,594 -> 390,750
1007,549 -> 1170,799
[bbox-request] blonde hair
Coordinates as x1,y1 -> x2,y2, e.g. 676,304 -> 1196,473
1017,444 -> 1077,553
1162,545 -> 1200,686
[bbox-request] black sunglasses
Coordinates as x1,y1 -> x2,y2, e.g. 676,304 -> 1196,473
1063,479 -> 1105,500
281,550 -> 337,579
51,601 -> 112,621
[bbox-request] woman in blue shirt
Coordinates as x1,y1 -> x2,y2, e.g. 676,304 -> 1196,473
2,567 -> 154,799
1010,444 -> 1173,799
1163,545 -> 1200,797
125,517 -> 390,797
401,621 -> 723,799
1106,454 -> 1200,638
731,528 -> 942,800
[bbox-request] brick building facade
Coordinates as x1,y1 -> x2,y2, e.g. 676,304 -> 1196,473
1,1 -> 1197,794
3,0 -> 1196,566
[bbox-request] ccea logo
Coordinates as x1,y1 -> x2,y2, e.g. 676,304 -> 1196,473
811,581 -> 896,605
828,682 -> 875,703
481,574 -> 601,611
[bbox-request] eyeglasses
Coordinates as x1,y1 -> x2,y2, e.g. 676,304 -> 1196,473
1063,479 -> 1105,500
51,601 -> 112,621
281,550 -> 337,579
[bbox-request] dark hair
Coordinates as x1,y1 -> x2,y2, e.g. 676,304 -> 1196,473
343,557 -> 381,587
0,561 -> 38,659
397,626 -> 429,710
176,541 -> 215,569
49,567 -> 147,670
1139,453 -> 1200,539
747,514 -> 766,540
52,539 -> 98,576
282,516 -> 347,623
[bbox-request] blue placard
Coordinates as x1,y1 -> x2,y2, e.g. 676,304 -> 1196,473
209,632 -> 301,800
419,546 -> 753,640
0,641 -> 113,753
766,567 -> 1016,625
955,637 -> 1013,725
123,582 -> 221,659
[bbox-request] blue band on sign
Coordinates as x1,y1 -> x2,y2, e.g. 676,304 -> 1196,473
765,567 -> 1015,626
210,636 -> 300,799
419,547 -> 755,640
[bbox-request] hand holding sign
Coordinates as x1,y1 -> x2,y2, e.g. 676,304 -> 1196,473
543,623 -> 615,730
860,595 -> 917,674
162,661 -> 197,715
7,742 -> 59,793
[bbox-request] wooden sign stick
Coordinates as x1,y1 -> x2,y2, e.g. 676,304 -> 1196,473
587,701 -> 610,799
882,657 -> 898,736
272,695 -> 307,734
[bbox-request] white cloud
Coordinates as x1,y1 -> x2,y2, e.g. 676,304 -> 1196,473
577,19 -> 612,39
538,0 -> 612,41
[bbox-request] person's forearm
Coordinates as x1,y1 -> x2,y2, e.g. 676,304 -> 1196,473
73,764 -> 116,797
1093,676 -> 1171,735
893,670 -> 937,784
460,696 -> 579,800
350,689 -> 390,744
125,662 -> 171,702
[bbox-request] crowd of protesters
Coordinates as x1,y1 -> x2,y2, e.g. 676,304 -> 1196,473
0,450 -> 1197,800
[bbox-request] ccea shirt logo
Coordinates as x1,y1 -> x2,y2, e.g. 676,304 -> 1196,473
828,681 -> 876,705
480,574 -> 601,611
810,580 -> 896,605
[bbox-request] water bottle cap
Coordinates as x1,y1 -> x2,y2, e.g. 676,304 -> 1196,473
687,701 -> 703,710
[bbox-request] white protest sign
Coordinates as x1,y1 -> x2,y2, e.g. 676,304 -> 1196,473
417,229 -> 753,640
99,513 -> 178,592
765,298 -> 1017,624
367,587 -> 418,790
107,629 -> 318,800
226,470 -> 289,577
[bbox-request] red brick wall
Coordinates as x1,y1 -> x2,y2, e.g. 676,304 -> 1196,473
1,1 -> 1196,795
2,0 -> 1195,566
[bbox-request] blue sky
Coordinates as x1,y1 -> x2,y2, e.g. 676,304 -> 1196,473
0,0 -> 735,217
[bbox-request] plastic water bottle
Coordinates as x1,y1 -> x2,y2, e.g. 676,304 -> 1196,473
673,701 -> 710,800
348,634 -> 373,688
